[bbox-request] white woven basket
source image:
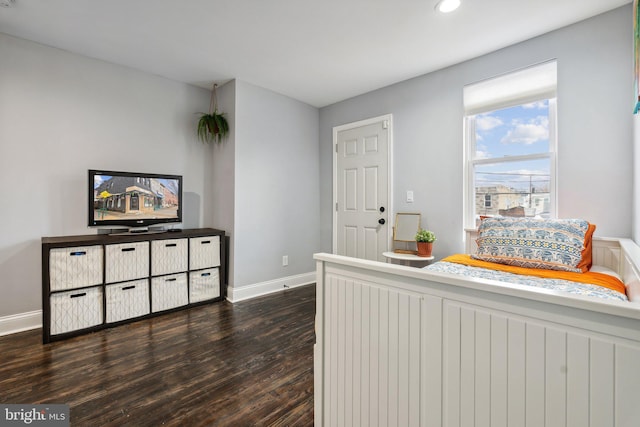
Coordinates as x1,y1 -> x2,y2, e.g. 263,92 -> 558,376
151,273 -> 188,312
105,241 -> 149,283
151,238 -> 188,276
106,279 -> 150,323
189,268 -> 220,303
50,286 -> 103,335
189,236 -> 220,270
49,246 -> 103,291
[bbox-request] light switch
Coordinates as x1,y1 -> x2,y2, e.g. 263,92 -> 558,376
406,191 -> 414,203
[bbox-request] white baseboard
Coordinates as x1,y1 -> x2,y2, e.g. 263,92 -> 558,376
0,310 -> 42,337
227,272 -> 315,303
0,274 -> 316,335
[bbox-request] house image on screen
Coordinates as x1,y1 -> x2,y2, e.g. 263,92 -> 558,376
94,176 -> 159,214
150,179 -> 178,208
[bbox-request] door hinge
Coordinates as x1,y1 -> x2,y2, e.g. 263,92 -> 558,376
335,144 -> 338,153
382,120 -> 389,129
336,202 -> 338,211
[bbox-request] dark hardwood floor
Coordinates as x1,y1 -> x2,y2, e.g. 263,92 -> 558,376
0,285 -> 315,426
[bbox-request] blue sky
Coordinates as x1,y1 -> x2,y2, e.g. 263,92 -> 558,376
93,174 -> 179,195
474,100 -> 551,191
475,100 -> 549,158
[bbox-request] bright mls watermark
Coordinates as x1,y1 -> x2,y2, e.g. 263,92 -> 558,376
0,405 -> 69,426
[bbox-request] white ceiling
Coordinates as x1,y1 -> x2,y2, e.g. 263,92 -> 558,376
0,0 -> 631,107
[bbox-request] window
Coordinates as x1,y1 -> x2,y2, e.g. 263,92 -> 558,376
464,61 -> 557,228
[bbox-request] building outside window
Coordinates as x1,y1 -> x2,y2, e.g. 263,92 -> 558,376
484,194 -> 492,208
464,61 -> 557,228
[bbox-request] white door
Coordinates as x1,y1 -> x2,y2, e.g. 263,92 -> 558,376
334,115 -> 391,261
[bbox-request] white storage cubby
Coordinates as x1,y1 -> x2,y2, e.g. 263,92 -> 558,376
151,238 -> 188,276
50,286 -> 103,335
42,228 -> 224,343
49,245 -> 103,291
106,241 -> 149,283
106,279 -> 150,323
189,268 -> 220,303
151,273 -> 188,312
189,236 -> 220,270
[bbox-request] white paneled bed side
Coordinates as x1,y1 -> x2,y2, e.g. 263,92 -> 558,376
314,237 -> 640,427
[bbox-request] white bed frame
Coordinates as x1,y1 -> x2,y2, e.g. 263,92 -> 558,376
314,237 -> 640,427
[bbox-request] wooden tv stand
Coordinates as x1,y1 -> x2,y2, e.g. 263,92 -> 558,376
41,228 -> 226,343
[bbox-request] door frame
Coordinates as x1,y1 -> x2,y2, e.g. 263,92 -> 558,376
332,114 -> 394,255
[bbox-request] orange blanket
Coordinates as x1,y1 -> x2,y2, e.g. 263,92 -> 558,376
441,254 -> 627,296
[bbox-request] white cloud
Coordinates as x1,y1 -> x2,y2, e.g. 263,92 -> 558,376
476,114 -> 503,131
522,101 -> 547,109
94,175 -> 108,187
501,116 -> 549,145
475,143 -> 490,159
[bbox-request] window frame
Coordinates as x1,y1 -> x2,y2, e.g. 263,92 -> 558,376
463,98 -> 557,229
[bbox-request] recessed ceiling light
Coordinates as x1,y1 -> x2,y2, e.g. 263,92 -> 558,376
435,0 -> 461,13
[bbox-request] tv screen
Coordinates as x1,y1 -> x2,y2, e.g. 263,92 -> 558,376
88,169 -> 183,229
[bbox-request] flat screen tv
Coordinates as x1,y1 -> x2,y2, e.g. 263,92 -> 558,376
88,169 -> 183,230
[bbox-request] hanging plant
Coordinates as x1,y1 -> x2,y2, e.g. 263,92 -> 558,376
197,83 -> 229,144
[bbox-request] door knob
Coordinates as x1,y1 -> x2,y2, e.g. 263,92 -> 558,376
378,218 -> 386,225
379,206 -> 385,213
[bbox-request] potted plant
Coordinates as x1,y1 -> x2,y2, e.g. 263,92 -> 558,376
197,83 -> 229,144
415,229 -> 436,257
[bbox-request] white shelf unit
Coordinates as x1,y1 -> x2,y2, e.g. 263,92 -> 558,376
42,228 -> 225,343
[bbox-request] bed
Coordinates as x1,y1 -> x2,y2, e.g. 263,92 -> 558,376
313,218 -> 640,427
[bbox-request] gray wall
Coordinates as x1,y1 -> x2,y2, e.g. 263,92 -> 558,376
0,5 -> 634,320
0,32 -> 321,320
634,114 -> 640,243
210,80 -> 237,286
0,33 -> 213,318
320,5 -> 634,259
233,80 -> 320,288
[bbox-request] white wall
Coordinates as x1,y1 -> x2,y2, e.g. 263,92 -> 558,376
319,5 -> 634,258
231,80 -> 320,295
0,33 -> 213,319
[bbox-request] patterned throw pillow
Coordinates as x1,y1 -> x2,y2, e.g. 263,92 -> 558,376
472,217 -> 594,273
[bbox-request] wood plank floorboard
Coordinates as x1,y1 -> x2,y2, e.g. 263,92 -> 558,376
0,285 -> 316,426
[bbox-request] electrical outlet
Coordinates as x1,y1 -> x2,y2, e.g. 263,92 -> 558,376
282,255 -> 289,266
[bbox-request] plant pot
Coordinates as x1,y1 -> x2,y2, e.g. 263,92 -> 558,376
417,242 -> 433,257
